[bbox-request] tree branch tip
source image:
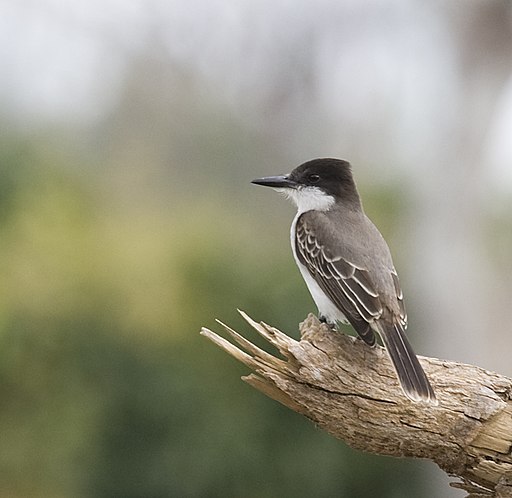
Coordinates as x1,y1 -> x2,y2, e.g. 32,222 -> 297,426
236,310 -> 276,337
237,309 -> 265,331
199,326 -> 213,338
212,319 -> 248,346
214,318 -> 288,368
236,308 -> 252,323
237,310 -> 282,346
214,318 -> 238,336
199,326 -> 255,367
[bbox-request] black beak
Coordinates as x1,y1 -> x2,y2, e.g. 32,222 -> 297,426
251,175 -> 298,188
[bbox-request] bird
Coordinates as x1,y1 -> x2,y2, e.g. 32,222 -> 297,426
251,158 -> 436,404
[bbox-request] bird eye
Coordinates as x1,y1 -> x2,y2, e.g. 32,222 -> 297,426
308,174 -> 320,183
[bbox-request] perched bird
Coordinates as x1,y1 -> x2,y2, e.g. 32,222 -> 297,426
252,158 -> 436,404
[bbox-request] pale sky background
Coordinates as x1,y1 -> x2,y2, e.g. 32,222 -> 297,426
1,0 -> 511,193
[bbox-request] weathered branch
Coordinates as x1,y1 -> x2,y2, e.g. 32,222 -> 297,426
201,311 -> 512,497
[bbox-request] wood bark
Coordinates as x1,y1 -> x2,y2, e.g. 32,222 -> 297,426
201,311 -> 512,497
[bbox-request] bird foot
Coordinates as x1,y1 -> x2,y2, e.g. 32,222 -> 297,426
319,315 -> 337,331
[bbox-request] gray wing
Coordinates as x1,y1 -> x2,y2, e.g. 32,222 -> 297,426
295,214 -> 406,345
390,269 -> 408,328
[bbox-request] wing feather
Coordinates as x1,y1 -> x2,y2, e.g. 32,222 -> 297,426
391,270 -> 407,327
295,215 -> 393,344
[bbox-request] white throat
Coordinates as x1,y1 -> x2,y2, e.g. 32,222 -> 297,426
277,186 -> 335,214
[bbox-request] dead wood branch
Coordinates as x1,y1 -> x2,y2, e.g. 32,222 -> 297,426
201,311 -> 512,497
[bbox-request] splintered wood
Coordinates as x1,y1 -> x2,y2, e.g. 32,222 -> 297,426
201,312 -> 512,497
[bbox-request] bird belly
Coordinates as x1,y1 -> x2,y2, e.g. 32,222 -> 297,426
296,260 -> 349,324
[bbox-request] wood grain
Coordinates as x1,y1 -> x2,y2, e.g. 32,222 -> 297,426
201,312 -> 512,497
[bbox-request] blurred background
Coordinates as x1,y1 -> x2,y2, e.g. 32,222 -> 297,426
0,0 -> 511,496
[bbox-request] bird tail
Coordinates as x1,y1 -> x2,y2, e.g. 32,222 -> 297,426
375,322 -> 437,405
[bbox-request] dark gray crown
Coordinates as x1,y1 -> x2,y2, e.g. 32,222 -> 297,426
289,158 -> 360,202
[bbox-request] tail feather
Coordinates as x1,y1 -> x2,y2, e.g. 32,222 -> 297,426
376,322 -> 437,404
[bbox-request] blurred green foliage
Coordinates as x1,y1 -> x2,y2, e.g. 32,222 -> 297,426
0,137 -> 429,498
